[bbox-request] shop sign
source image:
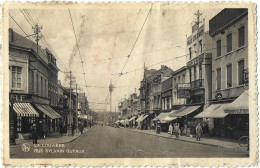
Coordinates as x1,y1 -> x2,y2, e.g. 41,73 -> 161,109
177,90 -> 190,98
187,26 -> 204,45
225,109 -> 249,114
162,90 -> 171,98
9,93 -> 32,103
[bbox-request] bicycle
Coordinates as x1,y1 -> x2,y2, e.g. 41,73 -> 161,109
239,136 -> 249,151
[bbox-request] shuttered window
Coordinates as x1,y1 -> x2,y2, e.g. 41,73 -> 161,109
238,26 -> 245,47
238,60 -> 245,85
226,64 -> 232,88
217,40 -> 221,57
217,68 -> 221,90
11,66 -> 22,89
227,33 -> 232,52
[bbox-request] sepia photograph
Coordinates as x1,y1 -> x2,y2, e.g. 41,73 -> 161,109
2,2 -> 257,167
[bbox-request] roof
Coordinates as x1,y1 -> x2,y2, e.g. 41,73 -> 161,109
9,29 -> 49,64
209,8 -> 248,37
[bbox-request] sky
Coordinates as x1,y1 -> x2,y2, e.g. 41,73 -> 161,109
9,3 -> 223,112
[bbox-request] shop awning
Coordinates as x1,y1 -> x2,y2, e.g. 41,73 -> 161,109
194,103 -> 230,118
42,105 -> 62,118
157,112 -> 170,123
224,90 -> 249,114
139,115 -> 149,122
136,114 -> 145,122
128,116 -> 136,122
120,120 -> 125,125
175,105 -> 201,117
13,103 -> 39,117
162,110 -> 178,122
35,104 -> 61,119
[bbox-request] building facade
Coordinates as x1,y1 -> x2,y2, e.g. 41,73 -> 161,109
9,29 -> 61,136
207,8 -> 249,138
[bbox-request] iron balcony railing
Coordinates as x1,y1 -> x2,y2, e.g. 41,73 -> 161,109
190,79 -> 204,89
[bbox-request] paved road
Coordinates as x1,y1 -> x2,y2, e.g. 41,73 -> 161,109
11,125 -> 249,158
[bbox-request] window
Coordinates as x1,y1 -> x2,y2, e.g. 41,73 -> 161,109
217,40 -> 221,57
189,69 -> 192,83
217,68 -> 221,90
11,66 -> 22,89
169,97 -> 172,109
178,76 -> 181,83
182,74 -> 185,83
226,64 -> 232,88
238,26 -> 245,47
194,66 -> 197,81
36,73 -> 39,94
45,79 -> 47,98
166,98 -> 169,109
238,60 -> 245,85
31,71 -> 34,93
194,43 -> 197,54
162,99 -> 165,110
189,47 -> 192,60
227,33 -> 232,52
199,40 -> 202,53
199,64 -> 202,80
41,77 -> 43,96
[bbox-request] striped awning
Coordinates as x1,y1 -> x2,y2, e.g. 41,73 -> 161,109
13,103 -> 39,117
42,105 -> 62,118
35,104 -> 61,119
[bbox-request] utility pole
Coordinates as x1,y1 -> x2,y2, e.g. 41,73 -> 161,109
109,79 -> 114,124
68,71 -> 72,136
32,24 -> 42,96
75,83 -> 78,133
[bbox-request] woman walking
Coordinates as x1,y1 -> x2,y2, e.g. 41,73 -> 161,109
196,123 -> 203,141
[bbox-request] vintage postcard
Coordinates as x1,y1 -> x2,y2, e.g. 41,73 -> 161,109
1,2 -> 258,167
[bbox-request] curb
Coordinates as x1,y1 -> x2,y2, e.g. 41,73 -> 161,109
128,129 -> 228,148
64,128 -> 91,144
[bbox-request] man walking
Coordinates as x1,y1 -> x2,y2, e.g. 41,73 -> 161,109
31,123 -> 38,144
196,123 -> 203,141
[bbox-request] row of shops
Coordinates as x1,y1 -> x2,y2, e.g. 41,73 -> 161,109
10,102 -> 74,138
116,90 -> 249,139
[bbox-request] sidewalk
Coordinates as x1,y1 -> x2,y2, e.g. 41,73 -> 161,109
128,128 -> 247,151
11,128 -> 90,147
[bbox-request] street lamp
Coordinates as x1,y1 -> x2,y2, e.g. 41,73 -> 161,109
9,90 -> 16,145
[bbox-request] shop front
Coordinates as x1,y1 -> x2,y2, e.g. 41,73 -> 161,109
34,104 -> 62,134
194,103 -> 230,136
224,90 -> 249,139
175,105 -> 201,134
12,103 -> 39,134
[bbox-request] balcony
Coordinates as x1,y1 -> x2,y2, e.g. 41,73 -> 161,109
190,79 -> 204,90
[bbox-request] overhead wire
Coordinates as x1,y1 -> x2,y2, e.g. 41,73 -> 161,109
68,9 -> 91,97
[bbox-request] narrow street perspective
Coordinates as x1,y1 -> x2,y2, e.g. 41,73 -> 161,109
7,4 -> 251,159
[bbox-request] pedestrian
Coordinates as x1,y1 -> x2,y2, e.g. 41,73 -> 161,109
168,123 -> 173,135
42,121 -> 48,139
59,122 -> 64,136
72,122 -> 76,136
174,123 -> 180,139
196,123 -> 203,141
79,122 -> 84,134
31,123 -> 38,144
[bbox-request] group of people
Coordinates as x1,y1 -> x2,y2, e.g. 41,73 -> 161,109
168,123 -> 181,139
168,122 -> 203,141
